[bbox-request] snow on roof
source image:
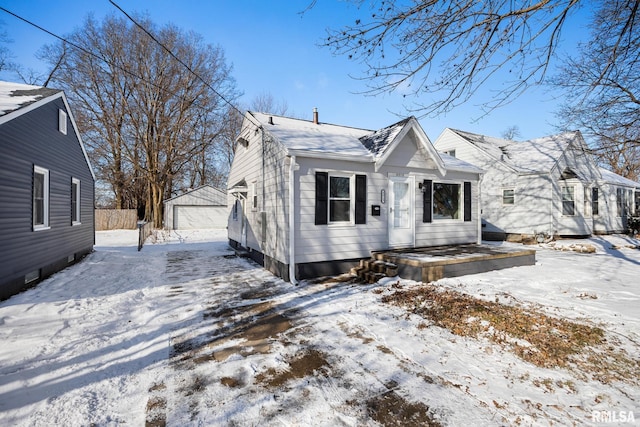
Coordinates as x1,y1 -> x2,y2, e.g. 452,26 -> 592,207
598,167 -> 640,187
359,117 -> 411,158
0,81 -> 61,116
250,111 -> 373,159
452,128 -> 580,173
440,152 -> 484,174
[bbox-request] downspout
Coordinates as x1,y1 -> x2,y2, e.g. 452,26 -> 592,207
288,155 -> 298,284
477,173 -> 483,244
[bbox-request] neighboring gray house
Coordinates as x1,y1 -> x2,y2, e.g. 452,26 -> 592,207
0,81 -> 95,300
228,111 -> 483,283
164,185 -> 227,229
433,128 -> 640,239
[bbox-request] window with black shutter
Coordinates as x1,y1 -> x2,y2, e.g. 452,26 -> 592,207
464,181 -> 472,222
355,174 -> 367,224
422,179 -> 432,223
315,172 -> 328,225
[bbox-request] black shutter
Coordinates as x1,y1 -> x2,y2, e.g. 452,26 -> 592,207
355,174 -> 367,224
464,181 -> 472,222
315,172 -> 328,225
422,179 -> 432,223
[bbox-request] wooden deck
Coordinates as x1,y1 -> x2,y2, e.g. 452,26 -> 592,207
371,244 -> 536,282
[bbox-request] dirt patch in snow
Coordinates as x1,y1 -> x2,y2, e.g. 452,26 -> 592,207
255,348 -> 329,388
363,380 -> 442,427
381,283 -> 640,385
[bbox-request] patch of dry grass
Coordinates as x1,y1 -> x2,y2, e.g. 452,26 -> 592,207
381,284 -> 639,384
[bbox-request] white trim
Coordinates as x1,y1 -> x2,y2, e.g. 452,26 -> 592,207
72,177 -> 81,225
388,175 -> 415,248
432,181 -> 463,221
502,188 -> 515,205
33,165 -> 50,230
327,173 -> 354,225
58,109 -> 67,134
288,155 -> 297,284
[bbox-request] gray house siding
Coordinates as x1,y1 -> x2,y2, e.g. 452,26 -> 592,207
0,96 -> 94,300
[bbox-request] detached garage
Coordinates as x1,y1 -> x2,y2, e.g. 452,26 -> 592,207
164,185 -> 227,230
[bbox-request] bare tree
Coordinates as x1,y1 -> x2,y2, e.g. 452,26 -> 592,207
250,91 -> 289,116
319,1 -> 639,118
501,125 -> 521,140
553,1 -> 640,180
0,22 -> 16,75
41,14 -> 239,226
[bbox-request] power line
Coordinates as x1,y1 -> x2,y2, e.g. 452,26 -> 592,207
0,5 -> 245,122
108,1 -> 262,129
108,0 -> 259,128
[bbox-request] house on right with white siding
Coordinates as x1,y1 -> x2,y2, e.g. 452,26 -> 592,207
433,128 -> 640,240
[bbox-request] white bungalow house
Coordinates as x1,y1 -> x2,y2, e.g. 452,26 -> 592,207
433,128 -> 640,239
227,111 -> 483,283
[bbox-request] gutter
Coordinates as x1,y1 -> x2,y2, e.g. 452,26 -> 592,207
289,155 -> 297,284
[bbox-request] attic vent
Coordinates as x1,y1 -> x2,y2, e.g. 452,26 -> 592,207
268,116 -> 274,125
58,109 -> 67,135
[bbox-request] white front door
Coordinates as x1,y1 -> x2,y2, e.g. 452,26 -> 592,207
388,176 -> 414,247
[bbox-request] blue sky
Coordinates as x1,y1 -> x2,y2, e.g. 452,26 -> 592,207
0,0 -> 587,140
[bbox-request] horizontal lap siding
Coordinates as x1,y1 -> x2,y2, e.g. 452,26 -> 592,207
415,170 -> 479,246
0,98 -> 95,295
227,126 -> 290,264
295,161 -> 387,264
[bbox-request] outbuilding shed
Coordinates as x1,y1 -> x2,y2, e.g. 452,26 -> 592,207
164,185 -> 227,230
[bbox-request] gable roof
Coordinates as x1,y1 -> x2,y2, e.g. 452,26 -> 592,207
246,112 -> 467,175
0,81 -> 61,119
249,111 -> 373,160
0,80 -> 96,181
449,128 -> 590,175
164,184 -> 227,205
598,167 -> 640,188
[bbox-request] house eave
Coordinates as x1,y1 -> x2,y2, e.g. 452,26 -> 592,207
286,149 -> 373,163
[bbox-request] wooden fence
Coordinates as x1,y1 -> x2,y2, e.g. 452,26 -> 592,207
95,209 -> 138,230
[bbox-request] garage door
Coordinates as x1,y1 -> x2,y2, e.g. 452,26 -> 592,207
173,205 -> 227,229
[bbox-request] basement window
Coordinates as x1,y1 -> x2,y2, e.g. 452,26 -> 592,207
25,270 -> 40,284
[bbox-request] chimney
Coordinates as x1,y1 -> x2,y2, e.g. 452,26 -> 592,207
313,107 -> 319,124
268,116 -> 273,125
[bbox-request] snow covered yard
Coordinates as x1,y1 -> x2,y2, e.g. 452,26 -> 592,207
0,230 -> 638,426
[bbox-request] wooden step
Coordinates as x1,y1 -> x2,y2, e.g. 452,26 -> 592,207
353,258 -> 398,283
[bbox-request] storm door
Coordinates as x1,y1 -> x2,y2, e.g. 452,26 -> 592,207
388,176 -> 414,247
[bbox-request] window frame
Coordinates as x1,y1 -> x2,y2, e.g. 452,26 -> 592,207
328,173 -> 353,224
502,188 -> 515,206
251,181 -> 258,211
71,177 -> 81,225
432,181 -> 462,221
33,165 -> 50,231
59,109 -> 67,135
616,187 -> 624,217
592,187 -> 599,216
561,185 -> 576,216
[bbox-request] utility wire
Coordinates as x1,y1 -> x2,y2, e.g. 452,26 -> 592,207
0,5 -> 247,125
108,0 -> 260,128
